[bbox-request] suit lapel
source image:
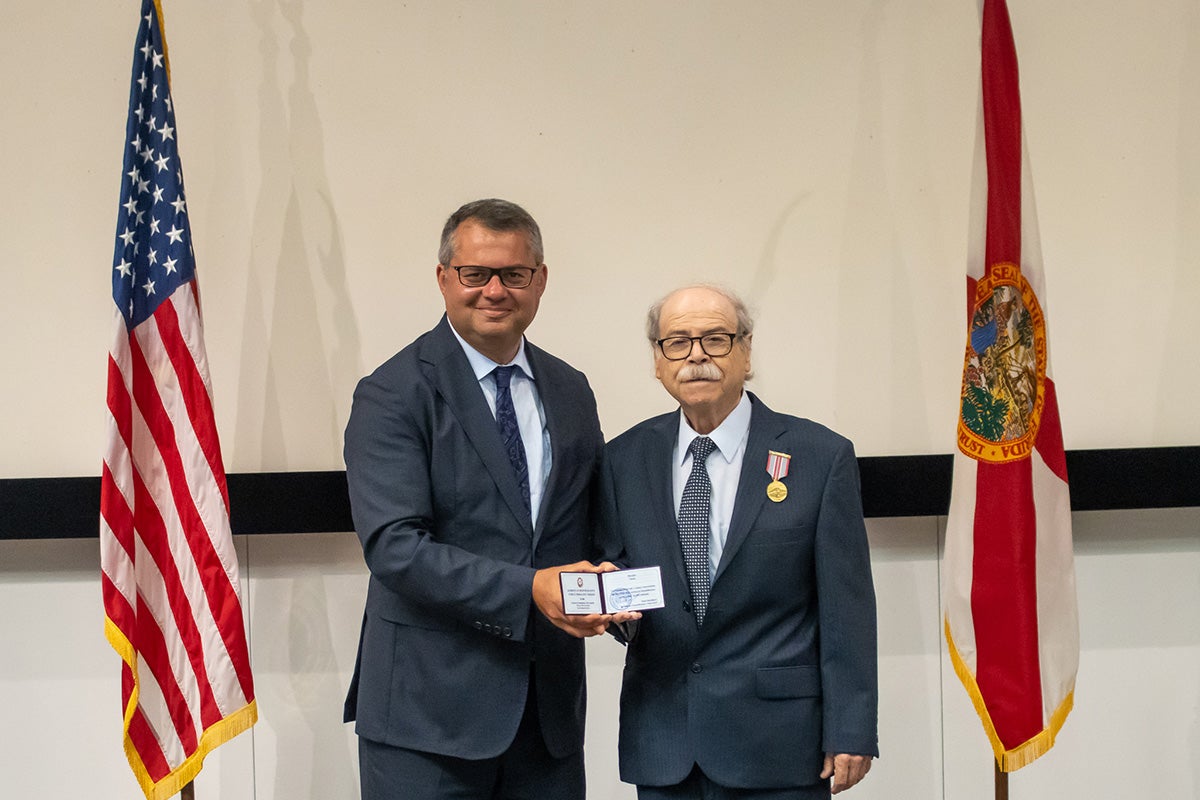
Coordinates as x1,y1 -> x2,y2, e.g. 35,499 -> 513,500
424,317 -> 533,536
642,414 -> 689,589
526,343 -> 558,550
714,394 -> 783,584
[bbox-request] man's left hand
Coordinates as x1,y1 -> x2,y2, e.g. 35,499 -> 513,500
820,753 -> 872,794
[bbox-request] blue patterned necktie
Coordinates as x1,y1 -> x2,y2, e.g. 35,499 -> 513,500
492,366 -> 531,514
678,435 -> 716,626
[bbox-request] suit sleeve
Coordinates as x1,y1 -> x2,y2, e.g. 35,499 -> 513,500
814,439 -> 880,757
344,371 -> 537,640
593,448 -> 628,566
594,447 -> 637,645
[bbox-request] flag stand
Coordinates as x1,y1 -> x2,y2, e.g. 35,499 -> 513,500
994,763 -> 1008,800
181,781 -> 194,800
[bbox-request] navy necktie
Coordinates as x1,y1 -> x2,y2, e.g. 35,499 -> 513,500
678,435 -> 716,626
492,366 -> 530,514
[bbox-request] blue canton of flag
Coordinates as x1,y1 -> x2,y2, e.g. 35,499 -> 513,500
112,4 -> 193,328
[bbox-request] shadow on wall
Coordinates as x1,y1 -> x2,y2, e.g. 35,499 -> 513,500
742,4 -> 936,452
238,531 -> 363,799
834,4 -> 932,451
1156,3 -> 1200,454
1182,4 -> 1200,778
234,0 -> 362,473
280,569 -> 358,798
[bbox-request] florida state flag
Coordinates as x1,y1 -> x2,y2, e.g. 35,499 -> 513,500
943,0 -> 1079,772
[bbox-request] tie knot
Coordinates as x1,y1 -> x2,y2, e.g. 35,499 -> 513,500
493,365 -> 518,390
688,436 -> 717,462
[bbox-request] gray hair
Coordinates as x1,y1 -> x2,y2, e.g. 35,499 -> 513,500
645,284 -> 755,344
438,198 -> 544,266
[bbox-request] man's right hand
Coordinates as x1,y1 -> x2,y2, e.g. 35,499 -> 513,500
532,561 -> 641,638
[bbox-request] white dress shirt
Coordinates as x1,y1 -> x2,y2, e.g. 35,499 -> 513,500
448,326 -> 551,528
672,391 -> 752,580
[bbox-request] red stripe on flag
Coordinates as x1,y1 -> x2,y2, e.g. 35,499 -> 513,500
156,293 -> 230,511
134,591 -> 200,754
982,0 -> 1022,267
108,355 -> 134,452
122,659 -> 135,716
101,463 -> 137,560
102,571 -> 137,645
128,702 -> 173,783
1035,379 -> 1068,482
971,458 -> 1045,749
965,276 -> 978,326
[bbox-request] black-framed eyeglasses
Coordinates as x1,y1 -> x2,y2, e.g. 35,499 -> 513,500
655,333 -> 741,360
452,265 -> 541,289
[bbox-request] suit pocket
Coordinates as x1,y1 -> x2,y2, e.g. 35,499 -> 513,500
377,599 -> 455,631
747,526 -> 805,547
756,665 -> 821,699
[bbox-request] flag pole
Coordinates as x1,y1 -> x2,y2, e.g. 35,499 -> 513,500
994,762 -> 1008,800
181,781 -> 194,800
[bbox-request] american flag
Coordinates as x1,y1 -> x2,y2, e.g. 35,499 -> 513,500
101,2 -> 256,798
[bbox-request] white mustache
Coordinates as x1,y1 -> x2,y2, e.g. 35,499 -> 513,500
677,363 -> 723,382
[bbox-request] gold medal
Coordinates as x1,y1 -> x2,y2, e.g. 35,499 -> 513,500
765,452 -> 792,502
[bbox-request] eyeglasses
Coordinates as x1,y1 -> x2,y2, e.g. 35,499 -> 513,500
452,265 -> 541,289
655,333 -> 741,360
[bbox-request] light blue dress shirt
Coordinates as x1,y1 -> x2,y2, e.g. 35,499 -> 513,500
448,326 -> 552,528
672,391 -> 752,581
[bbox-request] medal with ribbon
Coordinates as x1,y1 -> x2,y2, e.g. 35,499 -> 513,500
765,450 -> 791,502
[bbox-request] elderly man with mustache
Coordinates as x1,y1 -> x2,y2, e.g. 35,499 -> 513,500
598,285 -> 879,799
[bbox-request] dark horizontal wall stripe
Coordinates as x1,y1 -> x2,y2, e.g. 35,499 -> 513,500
857,455 -> 953,518
2,447 -> 1197,540
1,476 -> 101,542
857,446 -> 1200,517
226,471 -> 352,535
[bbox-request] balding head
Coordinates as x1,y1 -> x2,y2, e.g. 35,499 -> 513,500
647,285 -> 754,434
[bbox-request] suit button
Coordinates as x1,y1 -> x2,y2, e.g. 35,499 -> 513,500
690,663 -> 702,674
485,623 -> 494,634
503,627 -> 513,638
473,621 -> 483,630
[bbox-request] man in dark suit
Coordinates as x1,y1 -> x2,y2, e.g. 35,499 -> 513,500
343,199 -> 630,800
599,285 -> 878,799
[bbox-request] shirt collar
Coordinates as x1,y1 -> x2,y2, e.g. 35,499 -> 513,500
447,322 -> 536,382
675,391 -> 752,465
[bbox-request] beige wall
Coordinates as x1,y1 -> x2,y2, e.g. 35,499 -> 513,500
2,1 -> 1197,481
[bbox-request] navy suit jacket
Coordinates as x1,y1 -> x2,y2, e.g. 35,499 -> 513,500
343,315 -> 604,760
598,394 -> 878,789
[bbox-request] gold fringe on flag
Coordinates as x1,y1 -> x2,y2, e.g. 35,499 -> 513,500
944,618 -> 1075,772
